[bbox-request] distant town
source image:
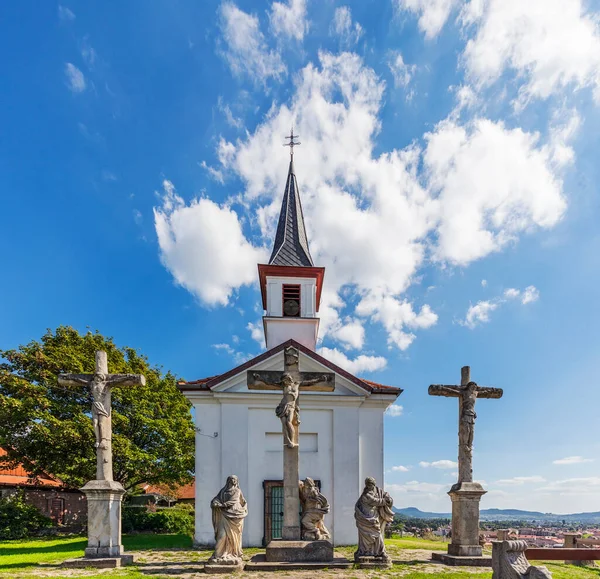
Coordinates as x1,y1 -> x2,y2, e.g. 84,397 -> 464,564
393,507 -> 600,547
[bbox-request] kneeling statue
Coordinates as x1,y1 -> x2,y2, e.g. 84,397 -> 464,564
299,477 -> 331,541
354,476 -> 394,563
209,475 -> 248,566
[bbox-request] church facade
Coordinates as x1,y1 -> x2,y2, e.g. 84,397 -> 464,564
180,154 -> 401,547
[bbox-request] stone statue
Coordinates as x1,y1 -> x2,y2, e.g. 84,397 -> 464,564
58,351 -> 145,482
299,477 -> 330,541
492,540 -> 552,579
209,475 -> 248,566
354,477 -> 394,563
251,370 -> 330,448
429,367 -> 502,484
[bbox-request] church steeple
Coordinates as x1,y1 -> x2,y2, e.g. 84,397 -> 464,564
257,129 -> 325,352
268,158 -> 314,267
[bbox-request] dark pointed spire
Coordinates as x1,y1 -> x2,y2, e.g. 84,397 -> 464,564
268,152 -> 314,267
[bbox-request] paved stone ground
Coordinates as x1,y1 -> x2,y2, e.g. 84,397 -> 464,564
22,547 -> 492,579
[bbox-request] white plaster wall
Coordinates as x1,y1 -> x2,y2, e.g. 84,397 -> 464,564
264,317 -> 318,351
359,406 -> 385,489
193,400 -> 222,546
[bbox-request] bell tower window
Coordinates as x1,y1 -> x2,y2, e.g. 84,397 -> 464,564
282,284 -> 301,317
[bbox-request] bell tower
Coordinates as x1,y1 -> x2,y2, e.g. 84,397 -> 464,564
258,130 -> 324,351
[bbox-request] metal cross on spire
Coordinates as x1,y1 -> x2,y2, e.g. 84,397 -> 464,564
284,127 -> 301,157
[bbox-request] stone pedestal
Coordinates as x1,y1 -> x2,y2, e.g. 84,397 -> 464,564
354,555 -> 392,569
432,482 -> 491,567
64,480 -> 134,568
204,561 -> 245,574
265,540 -> 333,562
448,482 -> 486,557
82,480 -> 127,558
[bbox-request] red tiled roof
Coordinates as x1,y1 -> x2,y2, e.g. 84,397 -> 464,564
0,448 -> 62,488
179,339 -> 402,395
143,480 -> 195,500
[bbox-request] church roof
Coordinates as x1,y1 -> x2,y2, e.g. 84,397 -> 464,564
268,159 -> 314,267
179,338 -> 402,396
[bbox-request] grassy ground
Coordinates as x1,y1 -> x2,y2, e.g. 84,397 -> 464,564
0,535 -> 598,579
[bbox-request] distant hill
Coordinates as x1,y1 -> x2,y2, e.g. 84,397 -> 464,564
393,507 -> 600,523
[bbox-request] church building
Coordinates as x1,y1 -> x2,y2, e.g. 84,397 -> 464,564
179,149 -> 402,547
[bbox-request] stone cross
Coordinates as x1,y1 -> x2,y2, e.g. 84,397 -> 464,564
59,351 -> 146,482
248,345 -> 334,541
429,366 -> 502,484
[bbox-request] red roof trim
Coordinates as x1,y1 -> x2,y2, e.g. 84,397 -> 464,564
178,339 -> 402,396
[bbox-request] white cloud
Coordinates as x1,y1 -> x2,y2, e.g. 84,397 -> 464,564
247,320 -> 266,349
553,456 -> 595,465
462,284 -> 540,328
270,0 -> 309,41
463,300 -> 498,329
153,180 -> 268,306
538,477 -> 600,495
177,51 -> 568,351
462,0 -> 600,106
330,6 -> 363,46
388,51 -> 415,89
64,63 -> 86,93
425,119 -> 567,265
329,318 -> 365,350
391,464 -> 410,472
419,459 -> 458,469
395,0 -> 460,39
387,480 -> 446,494
520,285 -> 540,304
481,279 -> 487,287
218,2 -> 286,84
496,476 -> 546,486
58,5 -> 75,21
386,404 -> 404,418
212,343 -> 252,364
318,346 -> 387,374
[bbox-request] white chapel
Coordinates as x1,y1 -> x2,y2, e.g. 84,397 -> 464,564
179,152 -> 402,547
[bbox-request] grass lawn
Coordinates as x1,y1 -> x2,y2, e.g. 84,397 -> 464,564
0,535 -> 598,579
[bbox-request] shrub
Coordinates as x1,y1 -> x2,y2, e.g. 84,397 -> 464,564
122,504 -> 194,536
0,491 -> 53,539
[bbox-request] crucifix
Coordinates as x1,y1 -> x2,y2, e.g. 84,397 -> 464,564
429,366 -> 503,484
59,351 -> 146,482
248,345 -> 334,541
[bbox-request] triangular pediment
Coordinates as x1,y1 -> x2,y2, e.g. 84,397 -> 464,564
212,349 -> 366,397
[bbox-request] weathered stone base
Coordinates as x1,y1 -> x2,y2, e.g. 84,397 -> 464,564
432,552 -> 492,567
62,554 -> 135,568
354,555 -> 392,569
245,554 -> 352,571
265,539 -> 333,562
204,562 -> 244,574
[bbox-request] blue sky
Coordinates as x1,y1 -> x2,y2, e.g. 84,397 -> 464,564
1,0 -> 600,514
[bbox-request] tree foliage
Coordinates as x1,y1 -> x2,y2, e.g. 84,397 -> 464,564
0,326 -> 195,491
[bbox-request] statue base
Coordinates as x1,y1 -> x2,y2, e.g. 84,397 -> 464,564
204,560 -> 244,574
446,482 -> 487,559
354,555 -> 392,569
81,479 -> 126,558
432,552 -> 492,567
265,540 -> 333,562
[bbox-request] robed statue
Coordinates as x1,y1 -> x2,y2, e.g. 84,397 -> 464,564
299,477 -> 331,541
354,477 -> 394,562
209,475 -> 248,565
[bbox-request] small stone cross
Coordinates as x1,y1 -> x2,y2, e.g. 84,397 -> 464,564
247,345 -> 334,541
59,351 -> 146,482
429,366 -> 502,484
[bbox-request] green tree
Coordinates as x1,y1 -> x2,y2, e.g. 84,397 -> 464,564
0,326 -> 195,491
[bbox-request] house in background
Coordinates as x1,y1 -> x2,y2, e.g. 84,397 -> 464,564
0,447 -> 86,529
